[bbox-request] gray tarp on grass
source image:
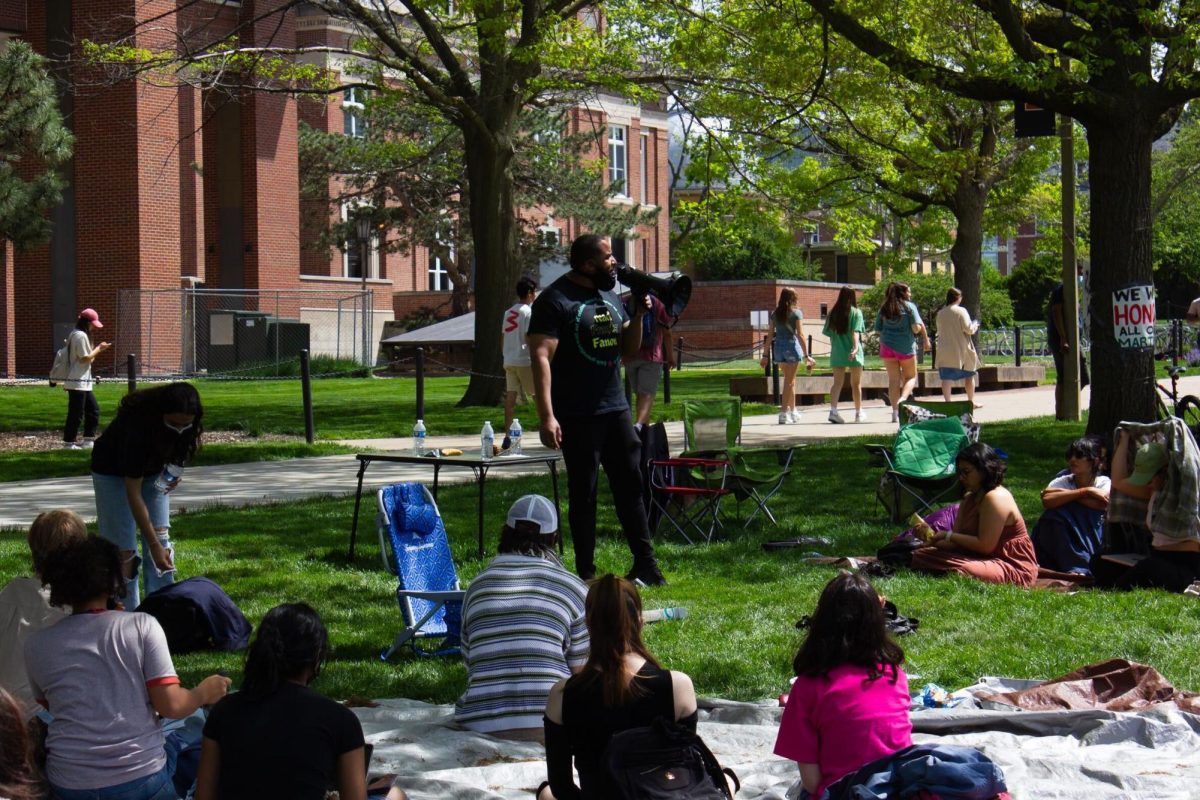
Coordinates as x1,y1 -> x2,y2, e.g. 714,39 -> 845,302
357,692 -> 1200,800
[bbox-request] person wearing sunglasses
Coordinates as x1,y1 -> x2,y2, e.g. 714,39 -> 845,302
91,382 -> 204,607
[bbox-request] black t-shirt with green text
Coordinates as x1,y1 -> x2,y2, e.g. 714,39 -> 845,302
528,274 -> 630,418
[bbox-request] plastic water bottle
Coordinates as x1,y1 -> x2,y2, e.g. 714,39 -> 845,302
509,418 -> 523,455
481,421 -> 495,460
412,419 -> 426,455
642,607 -> 688,623
154,463 -> 184,494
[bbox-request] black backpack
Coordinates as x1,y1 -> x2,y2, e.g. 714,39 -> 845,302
604,717 -> 733,800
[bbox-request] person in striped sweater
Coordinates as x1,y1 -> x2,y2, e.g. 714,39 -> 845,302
455,495 -> 589,740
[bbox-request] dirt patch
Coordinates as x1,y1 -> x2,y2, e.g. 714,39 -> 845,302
0,430 -> 305,453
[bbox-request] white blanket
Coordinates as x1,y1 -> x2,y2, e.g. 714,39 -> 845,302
357,692 -> 1200,799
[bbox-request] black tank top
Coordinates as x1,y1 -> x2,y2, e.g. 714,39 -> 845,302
561,662 -> 676,798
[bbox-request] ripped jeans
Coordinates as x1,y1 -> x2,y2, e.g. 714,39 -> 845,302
92,473 -> 176,609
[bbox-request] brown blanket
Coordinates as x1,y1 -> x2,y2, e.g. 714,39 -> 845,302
976,658 -> 1200,713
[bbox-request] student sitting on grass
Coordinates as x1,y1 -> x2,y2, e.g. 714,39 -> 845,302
538,575 -> 735,799
23,536 -> 230,800
774,573 -> 912,799
0,510 -> 88,719
0,687 -> 41,800
196,602 -> 385,800
910,443 -> 1039,587
1031,437 -> 1111,574
1092,434 -> 1200,592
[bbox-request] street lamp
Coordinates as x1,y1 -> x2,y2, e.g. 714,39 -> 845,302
355,215 -> 373,365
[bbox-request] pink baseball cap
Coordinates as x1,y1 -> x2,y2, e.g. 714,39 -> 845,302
79,308 -> 103,328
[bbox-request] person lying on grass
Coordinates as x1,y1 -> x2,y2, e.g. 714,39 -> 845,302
910,442 -> 1039,587
1031,437 -> 1111,575
23,536 -> 230,800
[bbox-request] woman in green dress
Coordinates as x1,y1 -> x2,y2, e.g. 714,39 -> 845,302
822,286 -> 867,423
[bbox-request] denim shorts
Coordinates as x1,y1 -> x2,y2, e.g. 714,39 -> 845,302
51,765 -> 175,800
773,337 -> 803,364
938,367 -> 976,381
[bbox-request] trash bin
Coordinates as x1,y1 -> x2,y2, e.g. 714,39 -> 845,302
208,311 -> 269,371
267,319 -> 310,364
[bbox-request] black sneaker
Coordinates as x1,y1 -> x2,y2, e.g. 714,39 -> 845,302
626,562 -> 667,587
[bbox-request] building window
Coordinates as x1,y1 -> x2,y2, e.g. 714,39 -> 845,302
819,303 -> 828,319
836,255 -> 848,283
639,131 -> 649,203
429,255 -> 449,291
342,87 -> 367,138
608,125 -> 627,193
611,237 -> 627,264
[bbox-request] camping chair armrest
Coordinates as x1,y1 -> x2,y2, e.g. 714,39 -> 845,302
864,444 -> 895,468
728,445 -> 797,469
655,456 -> 730,468
679,447 -> 730,461
395,590 -> 466,603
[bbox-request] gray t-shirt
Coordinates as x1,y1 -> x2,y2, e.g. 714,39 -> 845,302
25,611 -> 178,789
64,329 -> 94,391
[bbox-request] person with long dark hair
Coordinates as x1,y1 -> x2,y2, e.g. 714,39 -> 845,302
774,573 -> 911,799
23,536 -> 230,800
874,283 -> 928,423
538,575 -> 732,799
0,687 -> 40,800
822,286 -> 866,423
910,443 -> 1039,586
91,382 -> 203,607
761,288 -> 815,424
62,308 -> 111,449
196,603 -> 373,800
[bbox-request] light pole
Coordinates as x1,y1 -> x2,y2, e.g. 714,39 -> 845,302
355,215 -> 372,366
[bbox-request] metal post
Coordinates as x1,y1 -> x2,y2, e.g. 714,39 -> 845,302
772,362 -> 780,406
1059,52 -> 1081,421
127,354 -> 137,394
415,346 -> 425,421
675,337 -> 684,371
762,336 -> 770,376
300,349 -> 315,444
1014,325 -> 1023,367
662,359 -> 671,404
1172,319 -> 1181,367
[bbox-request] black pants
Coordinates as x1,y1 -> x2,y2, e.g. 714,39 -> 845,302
560,410 -> 655,578
1091,549 -> 1200,593
64,389 -> 100,442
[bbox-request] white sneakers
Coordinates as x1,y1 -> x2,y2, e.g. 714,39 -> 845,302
854,410 -> 868,423
828,409 -> 845,424
778,412 -> 788,425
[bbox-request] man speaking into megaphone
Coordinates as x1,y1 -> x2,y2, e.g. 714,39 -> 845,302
528,234 -> 666,587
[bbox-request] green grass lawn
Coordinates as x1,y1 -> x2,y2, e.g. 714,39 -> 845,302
4,415 -> 1197,705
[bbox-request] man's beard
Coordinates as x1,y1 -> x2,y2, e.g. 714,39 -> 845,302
593,268 -> 617,291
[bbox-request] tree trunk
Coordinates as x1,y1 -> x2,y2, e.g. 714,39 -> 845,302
1085,120 -> 1157,435
459,127 -> 519,407
949,184 -> 985,321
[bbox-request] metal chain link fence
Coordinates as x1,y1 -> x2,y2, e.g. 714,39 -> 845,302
113,288 -> 377,377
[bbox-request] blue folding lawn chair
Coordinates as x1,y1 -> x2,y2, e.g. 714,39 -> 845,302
376,482 -> 465,659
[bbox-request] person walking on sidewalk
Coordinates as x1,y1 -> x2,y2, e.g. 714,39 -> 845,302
622,293 -> 674,428
875,283 -> 928,424
528,234 -> 665,586
502,276 -> 537,450
822,287 -> 866,423
935,287 -> 982,407
761,288 -> 815,424
63,308 -> 110,449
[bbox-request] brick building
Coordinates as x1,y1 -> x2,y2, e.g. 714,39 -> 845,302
0,1 -> 671,376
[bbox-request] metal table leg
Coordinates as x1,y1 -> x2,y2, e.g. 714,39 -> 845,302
348,456 -> 370,559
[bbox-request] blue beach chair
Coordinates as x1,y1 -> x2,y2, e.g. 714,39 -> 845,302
376,482 -> 464,658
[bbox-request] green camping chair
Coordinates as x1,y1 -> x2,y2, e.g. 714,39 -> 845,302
871,415 -> 969,522
680,399 -> 796,528
900,399 -> 981,442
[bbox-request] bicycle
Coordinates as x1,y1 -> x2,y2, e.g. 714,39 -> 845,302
1154,364 -> 1200,437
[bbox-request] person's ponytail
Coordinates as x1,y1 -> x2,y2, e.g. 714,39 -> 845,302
241,603 -> 328,697
572,575 -> 660,707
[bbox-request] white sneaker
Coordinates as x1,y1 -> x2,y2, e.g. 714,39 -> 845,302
828,409 -> 845,424
82,439 -> 95,449
778,412 -> 788,425
64,442 -> 81,450
790,411 -> 802,423
854,411 -> 868,423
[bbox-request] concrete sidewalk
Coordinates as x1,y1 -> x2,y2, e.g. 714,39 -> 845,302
3,377 -> 1197,530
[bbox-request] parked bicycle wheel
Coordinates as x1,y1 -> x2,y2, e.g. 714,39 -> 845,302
1175,395 -> 1200,441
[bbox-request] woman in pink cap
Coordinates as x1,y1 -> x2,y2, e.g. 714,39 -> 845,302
63,308 -> 110,449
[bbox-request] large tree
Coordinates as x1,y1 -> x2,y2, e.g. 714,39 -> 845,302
0,41 -> 73,249
95,0 -> 651,405
797,0 -> 1200,434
